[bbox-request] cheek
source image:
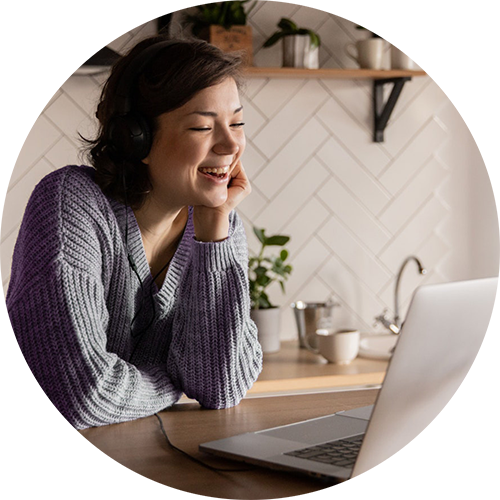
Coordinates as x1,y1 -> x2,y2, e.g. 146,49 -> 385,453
165,145 -> 200,173
237,133 -> 246,156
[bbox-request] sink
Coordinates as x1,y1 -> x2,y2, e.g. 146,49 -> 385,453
359,334 -> 398,360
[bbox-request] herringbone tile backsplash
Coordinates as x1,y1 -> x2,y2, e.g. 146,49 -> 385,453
2,2 -> 498,341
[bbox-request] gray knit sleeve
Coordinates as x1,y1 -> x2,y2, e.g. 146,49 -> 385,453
167,211 -> 263,408
8,262 -> 183,429
7,168 -> 183,429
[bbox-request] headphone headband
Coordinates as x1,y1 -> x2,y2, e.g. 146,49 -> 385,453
113,39 -> 179,116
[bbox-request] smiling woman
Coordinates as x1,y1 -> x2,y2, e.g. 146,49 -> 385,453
141,77 -> 248,247
6,36 -> 263,429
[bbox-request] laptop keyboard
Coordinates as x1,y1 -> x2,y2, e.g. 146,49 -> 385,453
284,434 -> 365,468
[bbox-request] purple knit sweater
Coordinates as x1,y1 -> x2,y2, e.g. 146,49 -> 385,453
6,165 -> 262,429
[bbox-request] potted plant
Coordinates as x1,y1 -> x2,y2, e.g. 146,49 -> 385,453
263,17 -> 321,69
249,227 -> 292,353
184,1 -> 257,65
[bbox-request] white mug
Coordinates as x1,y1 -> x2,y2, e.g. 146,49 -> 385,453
316,329 -> 360,364
345,38 -> 385,70
391,45 -> 416,70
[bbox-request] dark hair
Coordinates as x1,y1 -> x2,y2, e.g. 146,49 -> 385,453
83,36 -> 244,208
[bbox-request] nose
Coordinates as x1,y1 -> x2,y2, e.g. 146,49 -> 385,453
212,128 -> 241,157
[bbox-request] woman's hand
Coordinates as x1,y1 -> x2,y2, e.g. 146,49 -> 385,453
193,160 -> 251,242
223,159 -> 252,212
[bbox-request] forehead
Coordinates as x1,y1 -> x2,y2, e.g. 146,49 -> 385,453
156,78 -> 242,129
181,78 -> 241,112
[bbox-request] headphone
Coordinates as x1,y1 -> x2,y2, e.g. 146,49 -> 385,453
107,39 -> 179,161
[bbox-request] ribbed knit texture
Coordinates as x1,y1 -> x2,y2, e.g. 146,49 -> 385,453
7,165 -> 263,429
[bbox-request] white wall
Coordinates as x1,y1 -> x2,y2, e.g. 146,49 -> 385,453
428,81 -> 500,278
2,2 -> 498,341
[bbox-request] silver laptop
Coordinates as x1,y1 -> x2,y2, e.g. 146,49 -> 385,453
200,277 -> 497,480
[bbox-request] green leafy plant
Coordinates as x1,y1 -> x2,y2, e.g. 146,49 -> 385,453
184,1 -> 258,36
263,18 -> 321,49
249,227 -> 293,310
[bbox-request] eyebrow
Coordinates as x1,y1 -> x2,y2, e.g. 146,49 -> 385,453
187,106 -> 243,117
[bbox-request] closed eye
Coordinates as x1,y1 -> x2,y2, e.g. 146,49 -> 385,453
189,122 -> 245,131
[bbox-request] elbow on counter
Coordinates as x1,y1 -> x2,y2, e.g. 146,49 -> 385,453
49,376 -> 184,430
195,350 -> 264,410
60,395 -> 181,431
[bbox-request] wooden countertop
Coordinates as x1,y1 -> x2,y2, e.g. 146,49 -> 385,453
81,389 -> 379,499
80,343 -> 385,496
178,341 -> 388,403
250,341 -> 388,395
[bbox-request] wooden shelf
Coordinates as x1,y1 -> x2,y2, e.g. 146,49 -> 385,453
244,67 -> 427,80
243,67 -> 426,142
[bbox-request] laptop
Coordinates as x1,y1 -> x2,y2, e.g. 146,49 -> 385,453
200,277 -> 497,480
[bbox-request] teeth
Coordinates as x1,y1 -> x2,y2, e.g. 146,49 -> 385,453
199,166 -> 229,175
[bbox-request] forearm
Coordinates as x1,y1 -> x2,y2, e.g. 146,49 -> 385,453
168,221 -> 263,408
8,264 -> 183,429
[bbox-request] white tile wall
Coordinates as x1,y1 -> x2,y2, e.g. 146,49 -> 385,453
10,115 -> 60,187
379,157 -> 448,234
322,79 -> 373,130
248,78 -> 304,119
2,2 -> 498,341
252,79 -> 329,158
318,176 -> 392,253
254,156 -> 330,232
255,117 -> 329,200
316,97 -> 390,176
317,216 -> 391,293
317,137 -> 391,215
378,197 -> 449,272
379,118 -> 448,194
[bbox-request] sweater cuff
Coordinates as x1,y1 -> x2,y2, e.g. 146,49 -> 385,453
191,235 -> 238,272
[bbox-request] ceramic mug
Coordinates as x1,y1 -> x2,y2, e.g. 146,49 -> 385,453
391,45 -> 416,70
345,39 -> 385,70
315,329 -> 360,364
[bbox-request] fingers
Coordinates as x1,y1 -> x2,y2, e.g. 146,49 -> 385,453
230,161 -> 250,189
230,159 -> 245,180
227,160 -> 251,209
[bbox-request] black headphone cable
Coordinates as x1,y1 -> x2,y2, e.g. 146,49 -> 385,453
153,413 -> 254,473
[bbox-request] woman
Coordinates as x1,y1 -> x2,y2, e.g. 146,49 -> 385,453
6,36 -> 263,429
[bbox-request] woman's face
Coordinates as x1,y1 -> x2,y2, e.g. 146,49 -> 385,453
144,77 -> 245,210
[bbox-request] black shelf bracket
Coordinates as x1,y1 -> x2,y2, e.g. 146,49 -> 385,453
373,77 -> 411,142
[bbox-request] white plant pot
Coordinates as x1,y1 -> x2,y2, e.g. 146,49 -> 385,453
250,307 -> 281,353
282,34 -> 319,69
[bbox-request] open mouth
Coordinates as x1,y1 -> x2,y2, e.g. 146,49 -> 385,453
198,166 -> 230,180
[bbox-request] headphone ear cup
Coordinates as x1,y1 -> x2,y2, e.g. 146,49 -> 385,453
108,114 -> 152,161
133,114 -> 153,160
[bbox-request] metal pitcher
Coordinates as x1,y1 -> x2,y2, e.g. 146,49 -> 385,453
291,300 -> 337,349
283,35 -> 319,69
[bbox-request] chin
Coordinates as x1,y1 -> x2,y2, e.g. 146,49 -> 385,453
200,191 -> 228,208
203,198 -> 227,208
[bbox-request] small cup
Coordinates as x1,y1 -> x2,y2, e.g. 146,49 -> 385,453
316,329 -> 360,364
390,45 -> 416,70
345,39 -> 385,70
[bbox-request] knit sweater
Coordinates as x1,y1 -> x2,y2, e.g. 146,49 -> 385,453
7,165 -> 263,430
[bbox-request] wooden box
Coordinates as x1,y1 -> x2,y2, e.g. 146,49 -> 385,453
209,25 -> 253,66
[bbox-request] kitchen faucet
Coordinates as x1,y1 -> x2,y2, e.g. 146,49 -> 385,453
374,256 -> 427,334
